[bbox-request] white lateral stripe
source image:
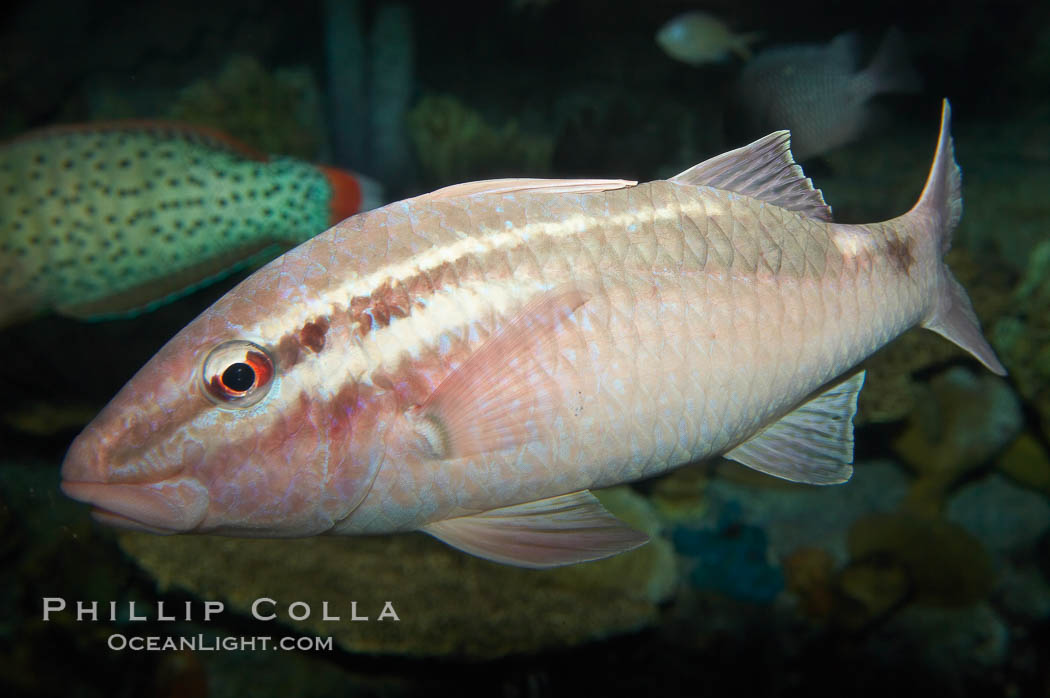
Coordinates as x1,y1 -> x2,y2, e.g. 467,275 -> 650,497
252,195 -> 723,341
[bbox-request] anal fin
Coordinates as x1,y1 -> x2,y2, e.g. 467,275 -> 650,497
724,371 -> 866,485
422,490 -> 649,568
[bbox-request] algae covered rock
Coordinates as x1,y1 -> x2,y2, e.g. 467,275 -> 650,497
781,546 -> 837,621
946,474 -> 1050,556
993,239 -> 1050,439
407,95 -> 553,186
118,486 -> 676,659
698,460 -> 909,564
996,433 -> 1050,497
167,55 -> 328,160
892,366 -> 1022,515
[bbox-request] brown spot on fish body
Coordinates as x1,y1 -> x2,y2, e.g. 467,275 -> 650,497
299,317 -> 330,353
885,236 -> 916,275
274,333 -> 301,369
348,279 -> 423,337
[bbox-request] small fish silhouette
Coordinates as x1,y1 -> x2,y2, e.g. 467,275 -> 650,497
731,29 -> 921,159
656,11 -> 761,65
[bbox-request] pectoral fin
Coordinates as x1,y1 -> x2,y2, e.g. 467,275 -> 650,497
422,490 -> 649,568
406,286 -> 589,460
725,371 -> 866,484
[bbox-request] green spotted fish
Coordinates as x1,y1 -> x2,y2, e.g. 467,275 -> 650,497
0,121 -> 376,327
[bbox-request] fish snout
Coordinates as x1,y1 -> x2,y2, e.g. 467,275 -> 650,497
60,478 -> 209,533
61,412 -> 208,533
61,427 -> 112,485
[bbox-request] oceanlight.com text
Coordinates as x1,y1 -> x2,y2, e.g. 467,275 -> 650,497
107,633 -> 335,652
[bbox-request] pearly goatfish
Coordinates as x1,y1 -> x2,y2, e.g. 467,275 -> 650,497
61,101 -> 1004,568
0,121 -> 378,327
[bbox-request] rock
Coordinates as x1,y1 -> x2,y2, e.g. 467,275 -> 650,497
997,433 -> 1050,496
697,460 -> 910,564
992,562 -> 1050,622
673,518 -> 784,604
846,512 -> 994,608
836,558 -> 911,628
946,474 -> 1050,556
118,486 -> 677,659
877,603 -> 1009,669
781,547 -> 836,620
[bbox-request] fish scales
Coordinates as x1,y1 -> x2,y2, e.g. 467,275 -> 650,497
61,102 -> 1005,567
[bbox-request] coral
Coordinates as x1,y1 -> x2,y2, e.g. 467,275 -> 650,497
892,366 -> 1022,515
166,55 -> 327,160
407,95 -> 553,186
117,486 -> 677,659
846,512 -> 994,609
672,503 -> 785,603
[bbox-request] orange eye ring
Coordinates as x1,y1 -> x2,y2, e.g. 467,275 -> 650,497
201,340 -> 276,407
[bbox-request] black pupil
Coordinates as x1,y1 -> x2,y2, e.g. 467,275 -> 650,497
221,362 -> 255,392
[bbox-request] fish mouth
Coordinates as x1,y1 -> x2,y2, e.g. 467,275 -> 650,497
60,478 -> 209,534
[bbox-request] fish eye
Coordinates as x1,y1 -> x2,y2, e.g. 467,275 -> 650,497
201,340 -> 275,407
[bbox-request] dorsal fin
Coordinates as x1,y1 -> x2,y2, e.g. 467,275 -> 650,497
416,178 -> 636,201
670,132 -> 833,221
4,120 -> 271,162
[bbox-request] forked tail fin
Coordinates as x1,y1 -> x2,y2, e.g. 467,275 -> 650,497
913,100 -> 1006,375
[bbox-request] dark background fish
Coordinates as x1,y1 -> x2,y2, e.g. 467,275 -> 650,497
729,29 -> 922,160
0,122 -> 374,327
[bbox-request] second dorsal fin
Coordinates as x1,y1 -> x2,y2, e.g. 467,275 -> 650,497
416,178 -> 636,201
670,132 -> 833,221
